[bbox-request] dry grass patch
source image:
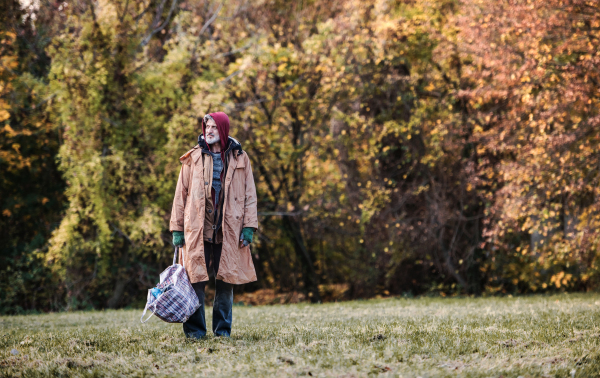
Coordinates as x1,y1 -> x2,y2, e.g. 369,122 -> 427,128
1,294 -> 600,377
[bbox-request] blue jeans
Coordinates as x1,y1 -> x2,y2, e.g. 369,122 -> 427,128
183,242 -> 233,339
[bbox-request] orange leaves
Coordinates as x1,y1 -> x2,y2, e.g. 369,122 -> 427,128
550,271 -> 572,288
459,0 -> 600,293
0,32 -> 17,125
0,109 -> 9,122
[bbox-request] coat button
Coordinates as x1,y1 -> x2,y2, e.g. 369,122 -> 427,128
208,238 -> 212,242
208,209 -> 212,214
236,216 -> 239,219
205,181 -> 208,185
234,198 -> 237,201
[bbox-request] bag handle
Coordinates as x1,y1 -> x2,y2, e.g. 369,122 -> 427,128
173,245 -> 185,268
140,305 -> 154,323
181,248 -> 185,268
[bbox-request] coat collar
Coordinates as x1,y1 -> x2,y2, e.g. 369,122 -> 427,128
197,135 -> 243,156
192,136 -> 243,164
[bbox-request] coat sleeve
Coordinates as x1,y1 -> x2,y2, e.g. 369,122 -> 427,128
243,154 -> 259,230
170,160 -> 191,232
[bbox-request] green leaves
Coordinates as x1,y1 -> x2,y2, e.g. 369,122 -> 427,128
4,0 -> 600,311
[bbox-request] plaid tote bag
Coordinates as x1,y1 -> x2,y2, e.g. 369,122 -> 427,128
140,246 -> 200,323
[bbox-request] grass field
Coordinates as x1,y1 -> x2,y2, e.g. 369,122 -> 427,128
1,294 -> 600,377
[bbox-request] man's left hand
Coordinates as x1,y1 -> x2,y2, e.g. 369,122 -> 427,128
241,227 -> 255,246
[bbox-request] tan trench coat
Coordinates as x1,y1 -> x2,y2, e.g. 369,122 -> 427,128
169,143 -> 258,284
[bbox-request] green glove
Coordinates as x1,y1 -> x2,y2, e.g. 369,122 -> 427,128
172,231 -> 185,247
241,227 -> 254,246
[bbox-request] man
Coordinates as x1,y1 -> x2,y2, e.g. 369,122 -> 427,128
170,111 -> 258,339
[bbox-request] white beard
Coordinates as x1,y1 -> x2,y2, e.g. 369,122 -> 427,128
206,134 -> 220,145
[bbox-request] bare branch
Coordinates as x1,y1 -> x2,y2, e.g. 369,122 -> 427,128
218,70 -> 241,85
85,0 -> 97,22
134,1 -> 153,22
258,211 -> 304,216
199,2 -> 223,35
226,75 -> 304,111
118,0 -> 130,23
140,0 -> 179,47
110,223 -> 137,247
214,39 -> 255,58
189,2 -> 224,60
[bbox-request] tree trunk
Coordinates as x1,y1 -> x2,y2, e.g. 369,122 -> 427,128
106,276 -> 130,309
283,216 -> 321,302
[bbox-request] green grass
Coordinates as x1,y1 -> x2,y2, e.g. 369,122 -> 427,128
1,294 -> 600,377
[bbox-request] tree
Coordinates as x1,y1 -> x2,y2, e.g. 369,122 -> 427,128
458,0 -> 600,292
0,0 -> 65,313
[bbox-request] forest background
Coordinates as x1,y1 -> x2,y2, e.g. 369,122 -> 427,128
1,0 -> 599,313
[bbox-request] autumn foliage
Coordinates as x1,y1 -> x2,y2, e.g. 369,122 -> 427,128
1,0 -> 599,312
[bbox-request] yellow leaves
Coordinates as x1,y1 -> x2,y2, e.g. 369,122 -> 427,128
550,271 -> 572,288
0,109 -> 10,122
2,209 -> 11,217
0,56 -> 18,72
2,31 -> 16,40
412,184 -> 429,196
373,19 -> 398,34
42,197 -> 50,205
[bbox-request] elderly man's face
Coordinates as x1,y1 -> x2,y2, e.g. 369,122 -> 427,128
205,118 -> 220,145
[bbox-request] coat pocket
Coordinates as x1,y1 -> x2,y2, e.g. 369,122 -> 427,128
233,196 -> 245,223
